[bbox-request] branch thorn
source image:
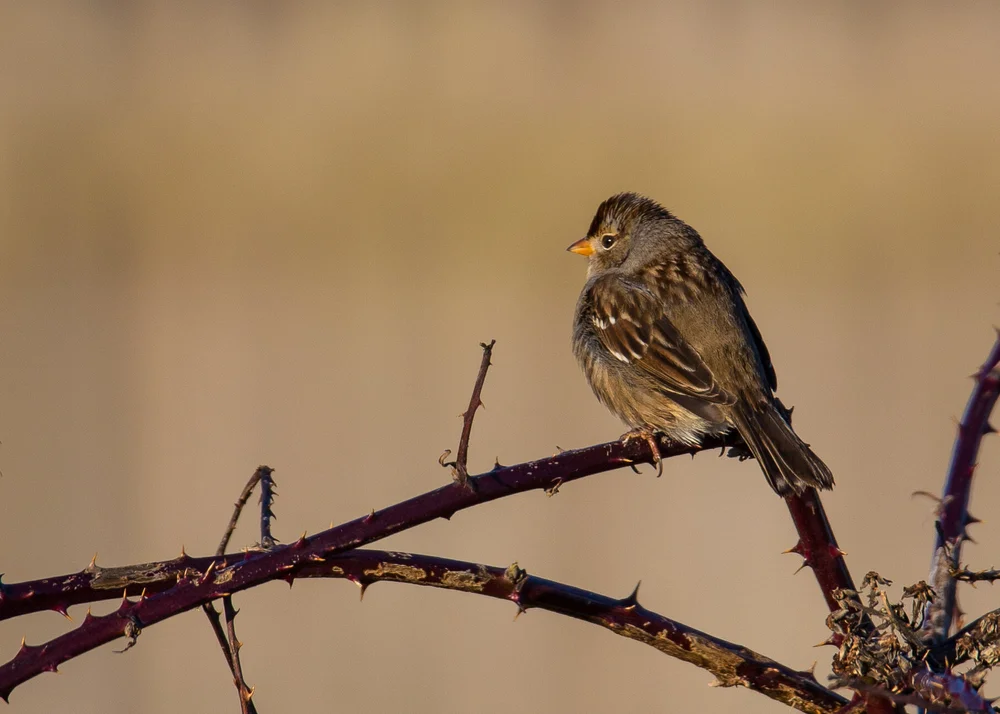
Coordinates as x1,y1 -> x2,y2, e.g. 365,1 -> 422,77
200,560 -> 217,585
782,541 -> 805,556
621,581 -> 642,608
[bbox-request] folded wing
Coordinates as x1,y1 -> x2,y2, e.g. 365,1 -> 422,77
587,274 -> 734,421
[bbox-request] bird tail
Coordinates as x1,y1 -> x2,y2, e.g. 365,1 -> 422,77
730,403 -> 834,496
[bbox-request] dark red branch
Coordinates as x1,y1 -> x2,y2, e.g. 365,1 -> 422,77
922,333 -> 1000,644
3,549 -> 848,713
0,432 -> 877,705
784,489 -> 856,616
0,433 -> 739,624
324,551 -> 848,713
0,432 -> 749,699
784,491 -> 898,714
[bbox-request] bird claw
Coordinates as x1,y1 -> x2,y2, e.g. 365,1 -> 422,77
621,428 -> 663,477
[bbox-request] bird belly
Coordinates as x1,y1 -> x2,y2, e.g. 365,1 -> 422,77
580,342 -> 728,445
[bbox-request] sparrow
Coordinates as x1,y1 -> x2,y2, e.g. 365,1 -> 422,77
569,192 -> 833,496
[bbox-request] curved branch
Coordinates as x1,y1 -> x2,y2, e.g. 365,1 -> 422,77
1,549 -> 848,713
0,435 -> 867,705
922,333 -> 1000,644
0,433 -> 739,624
0,433 -> 740,699
319,550 -> 847,714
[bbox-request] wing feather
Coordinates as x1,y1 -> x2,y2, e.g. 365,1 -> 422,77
587,274 -> 733,409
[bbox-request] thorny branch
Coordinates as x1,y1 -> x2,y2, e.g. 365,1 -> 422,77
818,335 -> 1000,713
309,549 -> 849,714
784,488 -> 857,625
7,449 -> 774,628
259,467 -> 278,550
441,340 -> 495,486
203,604 -> 256,714
2,420 -> 826,627
4,545 -> 849,713
922,333 -> 1000,645
783,491 -> 898,712
223,597 -> 254,713
0,430 -> 742,701
825,574 -> 997,713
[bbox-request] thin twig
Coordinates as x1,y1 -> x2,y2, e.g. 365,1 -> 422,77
203,466 -> 272,714
203,603 -> 257,714
445,340 -> 495,486
216,466 -> 270,556
922,333 -> 1000,644
224,597 -> 255,713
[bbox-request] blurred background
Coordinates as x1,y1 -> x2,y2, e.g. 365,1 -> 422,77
1,2 -> 999,712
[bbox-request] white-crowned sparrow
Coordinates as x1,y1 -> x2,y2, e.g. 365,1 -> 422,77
569,192 -> 833,496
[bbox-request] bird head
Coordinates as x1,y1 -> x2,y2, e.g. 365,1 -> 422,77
567,192 -> 682,274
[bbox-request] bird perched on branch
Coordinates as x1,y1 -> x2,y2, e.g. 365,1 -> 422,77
569,192 -> 833,496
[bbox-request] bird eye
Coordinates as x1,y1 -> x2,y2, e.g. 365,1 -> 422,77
601,234 -> 618,249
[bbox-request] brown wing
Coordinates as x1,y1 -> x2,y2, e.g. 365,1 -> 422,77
740,302 -> 777,392
726,269 -> 777,393
586,274 -> 734,413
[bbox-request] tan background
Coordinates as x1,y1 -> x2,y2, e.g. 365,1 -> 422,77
1,3 -> 999,713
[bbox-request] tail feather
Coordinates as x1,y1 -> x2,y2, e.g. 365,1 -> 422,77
731,404 -> 834,496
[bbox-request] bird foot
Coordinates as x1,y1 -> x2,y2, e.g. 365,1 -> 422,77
621,427 -> 663,477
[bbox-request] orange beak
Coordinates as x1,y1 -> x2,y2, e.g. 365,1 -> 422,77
567,238 -> 594,256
